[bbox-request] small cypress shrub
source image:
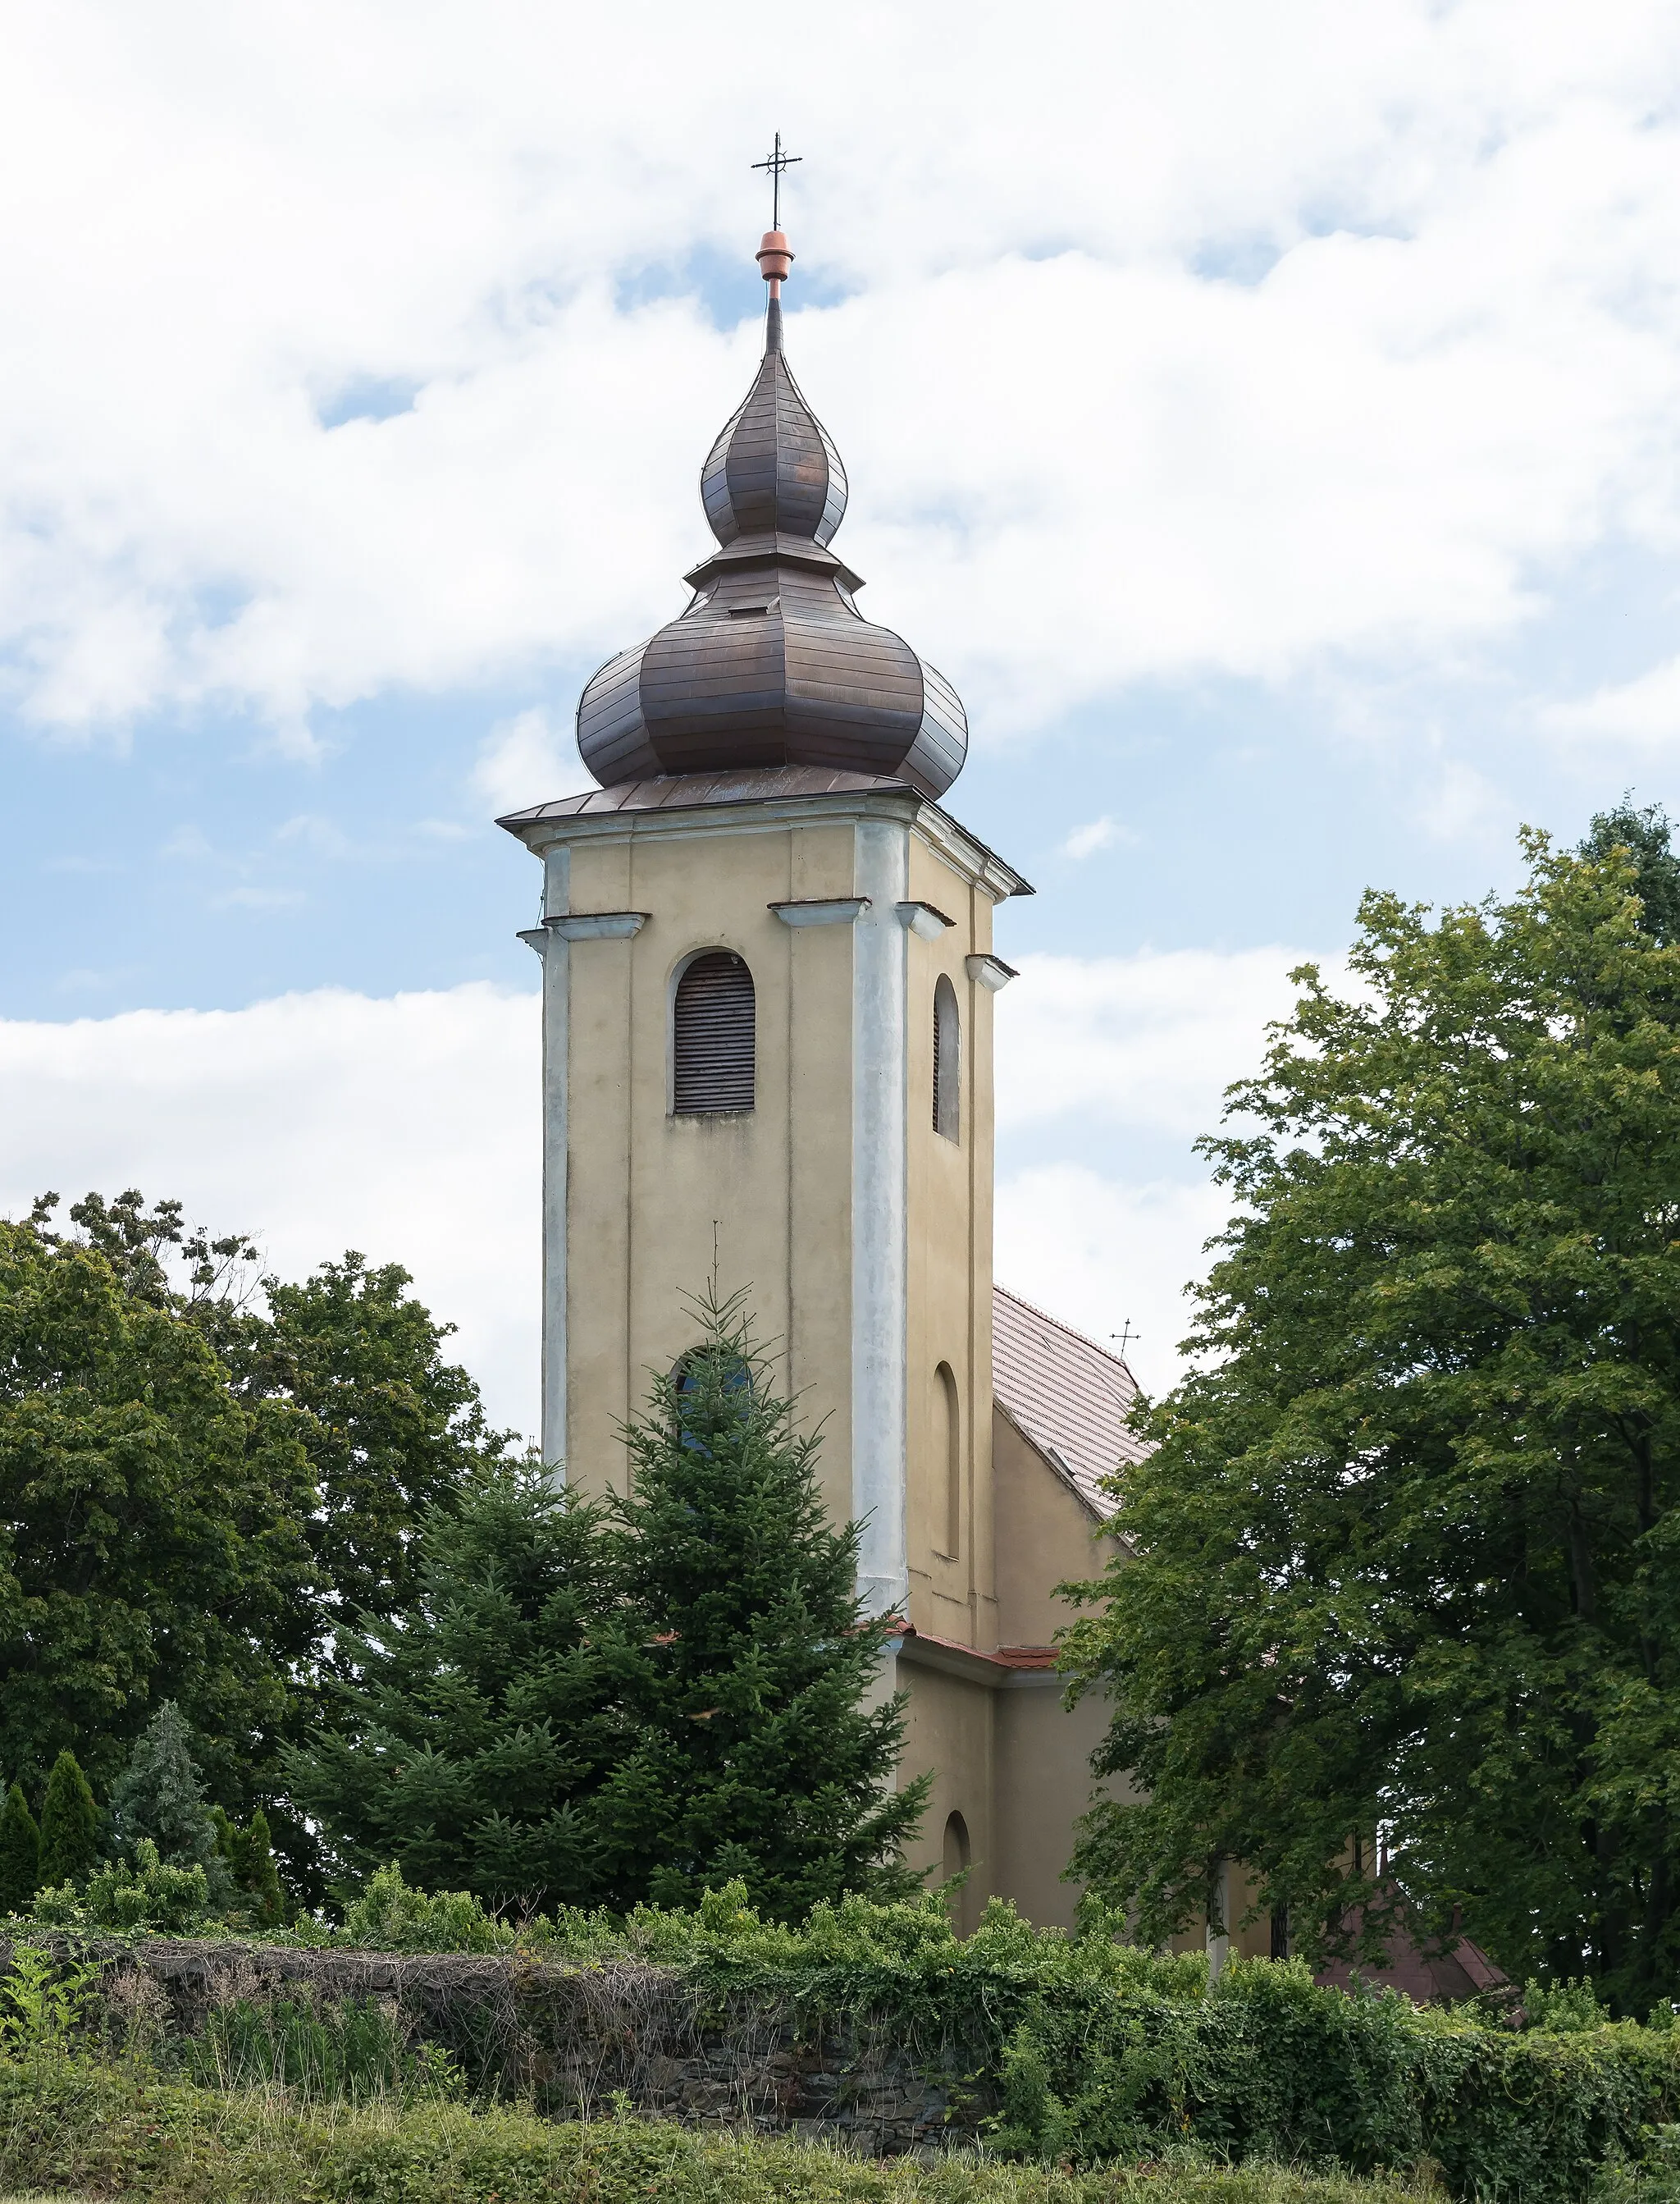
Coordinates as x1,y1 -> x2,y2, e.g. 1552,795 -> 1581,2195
0,1781 -> 42,1911
230,1807 -> 285,1926
37,1750 -> 98,1887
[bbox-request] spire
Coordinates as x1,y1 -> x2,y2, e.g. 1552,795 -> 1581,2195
573,214 -> 969,800
699,223 -> 847,551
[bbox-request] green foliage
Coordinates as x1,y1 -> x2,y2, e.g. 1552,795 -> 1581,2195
1580,796 -> 1680,944
7,1876 -> 1680,2194
108,1700 -> 216,1870
228,1806 -> 285,1927
0,1785 -> 41,1913
3,1191 -> 518,1910
340,1863 -> 519,1954
36,1752 -> 98,1890
219,1250 -> 518,1636
291,1294 -> 929,1920
0,1941 -> 97,2059
1524,1974 -> 1614,2033
75,1837 -> 212,1934
598,1287 -> 931,1918
0,2060 -> 1422,2204
283,1466 -> 623,1910
0,1209 -> 316,1811
1060,827 -> 1680,2011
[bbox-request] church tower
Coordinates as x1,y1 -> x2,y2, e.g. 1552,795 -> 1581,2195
500,222 -> 1109,1916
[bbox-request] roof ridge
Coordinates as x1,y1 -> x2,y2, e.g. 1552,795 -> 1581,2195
993,1281 -> 1137,1384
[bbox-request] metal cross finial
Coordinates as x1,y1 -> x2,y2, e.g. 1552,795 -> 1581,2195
1110,1322 -> 1142,1357
751,132 -> 801,230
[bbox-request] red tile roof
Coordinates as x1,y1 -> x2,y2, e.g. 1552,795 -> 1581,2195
899,1626 -> 1061,1671
992,1284 -> 1150,1517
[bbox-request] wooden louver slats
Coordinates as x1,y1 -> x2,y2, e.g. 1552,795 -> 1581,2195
934,974 -> 961,1141
673,952 -> 756,1113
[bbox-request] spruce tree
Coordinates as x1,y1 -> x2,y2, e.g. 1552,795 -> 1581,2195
37,1750 -> 98,1887
597,1288 -> 930,1919
282,1465 -> 622,1909
0,1782 -> 41,1911
109,1702 -> 217,1868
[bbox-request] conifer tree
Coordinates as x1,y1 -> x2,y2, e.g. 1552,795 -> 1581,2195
109,1702 -> 217,1868
282,1465 -> 623,1909
231,1808 -> 285,1925
37,1749 -> 98,1887
0,1782 -> 41,1912
596,1289 -> 930,1919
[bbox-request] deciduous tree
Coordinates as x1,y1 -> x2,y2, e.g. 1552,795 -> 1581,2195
0,1219 -> 315,1808
1061,827 -> 1680,2010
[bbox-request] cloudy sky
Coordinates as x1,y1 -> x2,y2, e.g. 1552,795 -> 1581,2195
4,0 -> 1680,1430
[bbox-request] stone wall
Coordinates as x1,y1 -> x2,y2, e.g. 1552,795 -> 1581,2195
9,1937 -> 982,2157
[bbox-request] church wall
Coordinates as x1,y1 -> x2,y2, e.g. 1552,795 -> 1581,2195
897,1658 -> 995,1928
991,1407 -> 1113,1648
992,1680 -> 1119,1930
903,836 -> 997,1652
558,820 -> 856,1514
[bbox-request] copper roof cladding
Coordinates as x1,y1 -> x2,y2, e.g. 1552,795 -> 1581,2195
991,1284 -> 1151,1518
575,242 -> 970,799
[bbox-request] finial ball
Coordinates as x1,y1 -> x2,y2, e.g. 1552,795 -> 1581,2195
756,229 -> 793,283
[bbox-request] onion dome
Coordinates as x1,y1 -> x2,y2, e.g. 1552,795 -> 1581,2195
578,230 -> 968,799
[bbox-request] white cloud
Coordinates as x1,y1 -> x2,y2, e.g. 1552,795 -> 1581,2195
471,707 -> 592,818
0,941 -> 1319,1437
1062,816 -> 1122,860
994,946 -> 1333,1137
0,985 -> 542,1438
0,3 -> 1677,742
1541,655 -> 1680,746
1418,758 -> 1506,842
995,1167 -> 1227,1402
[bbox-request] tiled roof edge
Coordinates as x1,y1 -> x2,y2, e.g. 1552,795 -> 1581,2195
993,1395 -> 1107,1522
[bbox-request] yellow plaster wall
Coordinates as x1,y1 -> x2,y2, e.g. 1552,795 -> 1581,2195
992,1682 -> 1120,1930
992,1407 -> 1112,1648
562,820 -> 856,1518
903,837 -> 998,1652
897,1661 -> 995,1931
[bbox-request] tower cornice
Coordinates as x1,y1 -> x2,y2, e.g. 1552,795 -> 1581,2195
497,769 -> 1034,904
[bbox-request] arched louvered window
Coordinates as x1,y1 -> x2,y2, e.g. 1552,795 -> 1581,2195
933,974 -> 961,1141
673,951 -> 755,1114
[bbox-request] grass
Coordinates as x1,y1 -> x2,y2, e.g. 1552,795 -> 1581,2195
0,2059 -> 1440,2203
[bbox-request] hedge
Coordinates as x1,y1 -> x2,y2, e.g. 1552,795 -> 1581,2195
0,2056 -> 1440,2204
8,1879 -> 1680,2197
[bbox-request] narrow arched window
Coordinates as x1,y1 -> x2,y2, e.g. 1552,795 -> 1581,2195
942,1810 -> 974,1932
933,974 -> 961,1141
673,951 -> 755,1113
934,1360 -> 961,1558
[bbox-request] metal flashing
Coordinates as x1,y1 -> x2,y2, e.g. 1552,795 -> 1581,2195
546,912 -> 648,941
769,897 -> 870,927
966,953 -> 1018,991
897,899 -> 955,940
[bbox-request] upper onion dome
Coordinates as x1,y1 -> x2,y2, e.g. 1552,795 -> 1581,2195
577,229 -> 968,798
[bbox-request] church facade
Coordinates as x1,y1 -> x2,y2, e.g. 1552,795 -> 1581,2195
499,222 -> 1144,1926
